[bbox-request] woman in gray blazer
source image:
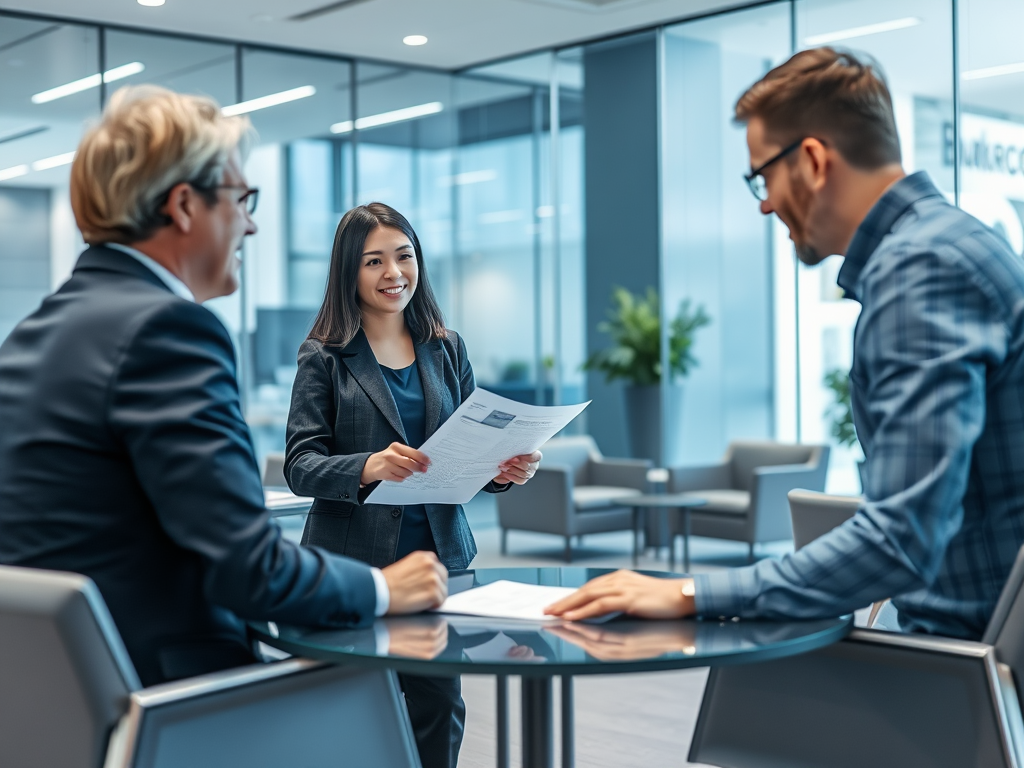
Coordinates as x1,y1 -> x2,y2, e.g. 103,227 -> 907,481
285,202 -> 540,768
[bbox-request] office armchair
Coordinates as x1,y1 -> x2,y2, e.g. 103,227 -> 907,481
788,488 -> 860,549
262,452 -> 287,488
688,491 -> 1024,768
496,435 -> 651,561
667,441 -> 830,559
0,564 -> 421,768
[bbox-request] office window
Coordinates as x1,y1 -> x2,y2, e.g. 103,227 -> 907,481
795,0 -> 953,491
958,0 -> 1024,261
238,49 -> 353,463
661,3 -> 791,465
456,54 -> 551,404
355,62 -> 456,315
553,47 -> 587,408
0,19 -> 99,343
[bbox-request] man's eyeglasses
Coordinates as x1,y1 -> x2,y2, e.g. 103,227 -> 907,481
199,184 -> 260,216
744,140 -> 803,201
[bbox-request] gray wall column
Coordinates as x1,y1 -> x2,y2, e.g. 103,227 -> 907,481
583,33 -> 660,457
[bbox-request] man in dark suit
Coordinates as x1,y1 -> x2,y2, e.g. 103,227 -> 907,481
0,85 -> 447,686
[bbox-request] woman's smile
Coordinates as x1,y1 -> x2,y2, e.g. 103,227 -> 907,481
379,284 -> 407,298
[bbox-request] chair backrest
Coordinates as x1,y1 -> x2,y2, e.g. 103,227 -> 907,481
788,489 -> 861,550
539,435 -> 601,485
262,453 -> 287,488
126,661 -> 422,768
983,543 -> 1024,703
689,637 -> 1013,768
0,564 -> 140,768
728,441 -> 821,491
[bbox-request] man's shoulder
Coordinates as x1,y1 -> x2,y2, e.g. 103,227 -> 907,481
876,198 -> 1024,290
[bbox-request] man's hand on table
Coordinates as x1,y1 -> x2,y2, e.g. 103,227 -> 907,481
382,551 -> 448,614
386,616 -> 450,659
547,621 -> 697,661
544,570 -> 697,621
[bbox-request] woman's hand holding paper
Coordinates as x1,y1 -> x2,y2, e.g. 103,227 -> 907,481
493,450 -> 543,485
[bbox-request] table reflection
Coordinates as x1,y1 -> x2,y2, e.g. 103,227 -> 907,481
548,621 -> 697,661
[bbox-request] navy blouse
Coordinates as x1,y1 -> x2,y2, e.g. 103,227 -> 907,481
380,361 -> 435,559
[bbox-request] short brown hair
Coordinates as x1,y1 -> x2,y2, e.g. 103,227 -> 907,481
734,47 -> 901,170
71,85 -> 255,244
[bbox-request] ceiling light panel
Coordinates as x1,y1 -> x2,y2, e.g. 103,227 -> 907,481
0,165 -> 29,182
222,85 -> 316,116
31,62 -> 145,104
32,151 -> 76,171
803,17 -> 921,46
330,101 -> 443,134
963,62 -> 1024,81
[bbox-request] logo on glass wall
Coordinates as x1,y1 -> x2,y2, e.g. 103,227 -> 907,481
941,113 -> 1024,256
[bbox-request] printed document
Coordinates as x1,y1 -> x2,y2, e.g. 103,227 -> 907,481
365,388 -> 589,505
434,580 -> 574,622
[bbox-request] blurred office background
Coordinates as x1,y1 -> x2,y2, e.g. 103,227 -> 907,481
0,0 -> 1017,494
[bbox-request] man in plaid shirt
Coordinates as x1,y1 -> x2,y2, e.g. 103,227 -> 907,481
548,47 -> 1024,641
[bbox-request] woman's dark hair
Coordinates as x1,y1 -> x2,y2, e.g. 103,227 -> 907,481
308,202 -> 447,347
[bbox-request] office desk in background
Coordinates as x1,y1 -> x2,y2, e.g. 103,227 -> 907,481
264,488 -> 313,517
250,567 -> 851,768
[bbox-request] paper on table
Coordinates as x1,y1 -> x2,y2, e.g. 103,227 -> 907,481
433,580 -> 574,622
365,388 -> 589,506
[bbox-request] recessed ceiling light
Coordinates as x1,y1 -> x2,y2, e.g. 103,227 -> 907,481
138,0 -> 166,7
330,102 -> 443,134
31,62 -> 145,104
221,85 -> 316,116
803,17 -> 920,46
403,35 -> 428,46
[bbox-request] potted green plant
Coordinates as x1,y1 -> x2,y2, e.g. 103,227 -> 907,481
824,368 -> 866,489
584,286 -> 710,463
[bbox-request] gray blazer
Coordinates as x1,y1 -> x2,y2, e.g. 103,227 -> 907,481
285,329 -> 507,570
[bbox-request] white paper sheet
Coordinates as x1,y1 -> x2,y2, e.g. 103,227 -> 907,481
433,580 -> 574,622
365,388 -> 589,506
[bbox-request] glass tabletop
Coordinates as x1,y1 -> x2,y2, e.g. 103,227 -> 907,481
621,493 -> 707,507
249,567 -> 851,677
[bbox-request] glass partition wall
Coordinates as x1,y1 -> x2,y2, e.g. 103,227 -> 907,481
0,4 -> 1007,484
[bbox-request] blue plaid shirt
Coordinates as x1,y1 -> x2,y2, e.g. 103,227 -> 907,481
693,172 -> 1024,639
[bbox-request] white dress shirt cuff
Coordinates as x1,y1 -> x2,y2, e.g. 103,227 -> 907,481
371,567 -> 390,617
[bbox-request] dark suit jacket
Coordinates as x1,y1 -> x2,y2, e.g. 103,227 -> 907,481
285,330 -> 507,571
0,246 -> 377,687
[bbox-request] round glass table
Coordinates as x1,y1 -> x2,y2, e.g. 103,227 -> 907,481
249,567 -> 851,768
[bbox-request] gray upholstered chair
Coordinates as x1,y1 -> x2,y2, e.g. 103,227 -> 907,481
262,452 -> 287,488
667,441 -> 830,559
788,488 -> 860,550
496,434 -> 652,561
0,564 -> 421,768
688,497 -> 1024,768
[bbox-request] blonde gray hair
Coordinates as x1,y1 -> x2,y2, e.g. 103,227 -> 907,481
71,85 -> 255,244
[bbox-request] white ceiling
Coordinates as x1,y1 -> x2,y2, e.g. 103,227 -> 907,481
0,0 -> 747,70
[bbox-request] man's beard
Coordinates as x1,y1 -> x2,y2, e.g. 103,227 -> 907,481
795,241 -> 824,265
785,172 -> 826,266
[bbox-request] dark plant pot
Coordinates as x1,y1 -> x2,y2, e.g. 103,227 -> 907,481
623,384 -> 684,467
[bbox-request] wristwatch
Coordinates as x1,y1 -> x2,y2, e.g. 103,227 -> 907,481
681,578 -> 696,599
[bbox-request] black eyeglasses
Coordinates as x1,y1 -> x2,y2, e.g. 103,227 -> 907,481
743,140 -> 803,201
200,184 -> 260,215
